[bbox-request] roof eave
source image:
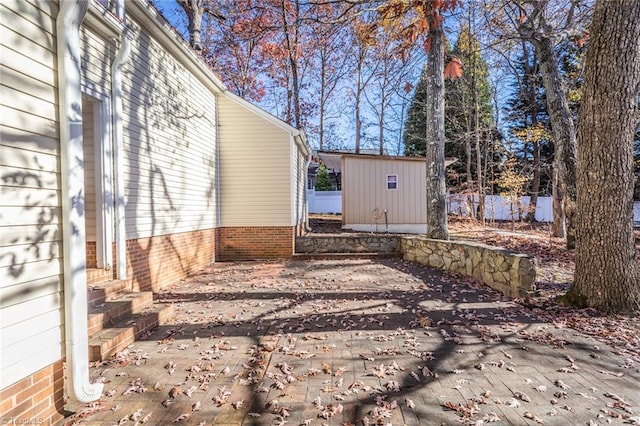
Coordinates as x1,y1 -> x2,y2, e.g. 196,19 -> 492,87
127,0 -> 226,94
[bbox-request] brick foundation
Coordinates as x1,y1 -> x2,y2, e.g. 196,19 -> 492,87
126,228 -> 216,292
86,241 -> 97,268
216,226 -> 295,260
0,360 -> 65,425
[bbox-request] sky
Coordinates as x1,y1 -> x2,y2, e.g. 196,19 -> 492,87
149,0 -> 516,155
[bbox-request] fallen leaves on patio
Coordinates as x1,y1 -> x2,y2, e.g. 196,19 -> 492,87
65,258 -> 639,426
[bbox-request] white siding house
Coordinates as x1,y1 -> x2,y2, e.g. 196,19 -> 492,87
0,0 -> 310,422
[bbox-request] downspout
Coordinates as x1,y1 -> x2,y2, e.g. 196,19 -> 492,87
57,0 -> 104,403
215,96 -> 222,231
111,0 -> 130,280
303,154 -> 312,232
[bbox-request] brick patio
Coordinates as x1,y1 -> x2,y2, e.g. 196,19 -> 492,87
63,259 -> 639,425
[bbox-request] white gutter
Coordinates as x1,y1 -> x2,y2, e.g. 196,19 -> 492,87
294,132 -> 312,232
57,0 -> 104,403
215,96 -> 222,230
303,155 -> 312,232
112,0 -> 130,279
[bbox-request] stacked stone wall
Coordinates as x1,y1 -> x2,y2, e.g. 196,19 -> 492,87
295,235 -> 536,297
295,235 -> 400,254
400,237 -> 536,297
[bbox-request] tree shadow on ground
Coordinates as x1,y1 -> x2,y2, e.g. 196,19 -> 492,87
71,258 -> 639,425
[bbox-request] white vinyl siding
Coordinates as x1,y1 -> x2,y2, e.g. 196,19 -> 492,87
293,146 -> 307,226
342,156 -> 427,226
0,0 -> 64,388
218,96 -> 292,227
121,24 -> 217,240
79,26 -> 113,94
83,97 -> 97,242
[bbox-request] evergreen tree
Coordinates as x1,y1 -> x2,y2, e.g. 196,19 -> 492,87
504,45 -> 553,204
314,164 -> 333,191
404,26 -> 495,194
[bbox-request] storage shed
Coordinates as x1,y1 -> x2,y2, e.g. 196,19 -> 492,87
341,154 -> 428,233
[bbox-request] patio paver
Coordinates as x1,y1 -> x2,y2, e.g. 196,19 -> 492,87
64,259 -> 640,425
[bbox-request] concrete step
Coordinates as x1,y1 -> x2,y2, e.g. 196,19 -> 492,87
87,279 -> 131,306
293,252 -> 401,260
88,291 -> 154,337
88,303 -> 174,362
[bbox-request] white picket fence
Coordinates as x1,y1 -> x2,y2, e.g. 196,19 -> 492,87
308,190 -> 640,223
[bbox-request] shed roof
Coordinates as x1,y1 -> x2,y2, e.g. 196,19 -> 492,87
316,151 -> 458,171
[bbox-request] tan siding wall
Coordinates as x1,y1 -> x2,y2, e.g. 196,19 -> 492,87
121,22 -> 217,240
0,0 -> 65,390
218,96 -> 292,227
342,157 -> 427,225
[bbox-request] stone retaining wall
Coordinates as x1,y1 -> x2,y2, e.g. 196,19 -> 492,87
295,235 -> 400,254
400,237 -> 536,298
296,235 -> 536,298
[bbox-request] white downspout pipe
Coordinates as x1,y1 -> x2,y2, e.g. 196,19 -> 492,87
112,0 -> 130,280
57,0 -> 104,403
303,154 -> 312,232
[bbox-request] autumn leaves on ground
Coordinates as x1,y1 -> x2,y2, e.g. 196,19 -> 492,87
310,213 -> 639,360
65,214 -> 639,425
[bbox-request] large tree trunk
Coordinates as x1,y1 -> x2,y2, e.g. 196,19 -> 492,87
551,166 -> 565,236
566,0 -> 640,313
425,17 -> 448,240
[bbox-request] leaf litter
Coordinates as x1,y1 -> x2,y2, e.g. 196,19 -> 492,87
64,224 -> 639,425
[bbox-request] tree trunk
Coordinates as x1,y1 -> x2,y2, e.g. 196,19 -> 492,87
525,45 -> 540,222
518,6 -> 577,246
465,124 -> 474,219
425,17 -> 448,240
319,56 -> 326,150
355,87 -> 362,154
534,34 -> 577,248
566,0 -> 640,313
527,137 -> 541,221
177,0 -> 204,51
473,72 -> 484,224
280,0 -> 302,128
378,94 -> 385,155
551,166 -> 566,237
354,48 -> 365,155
